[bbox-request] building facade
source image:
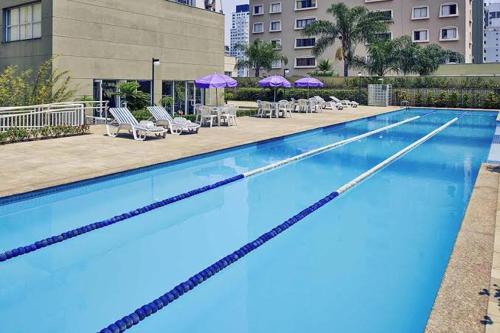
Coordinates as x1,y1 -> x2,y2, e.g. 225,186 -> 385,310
483,0 -> 500,62
230,4 -> 250,77
0,0 -> 225,113
249,0 -> 473,76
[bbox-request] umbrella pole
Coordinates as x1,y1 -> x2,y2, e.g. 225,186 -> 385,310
274,88 -> 276,102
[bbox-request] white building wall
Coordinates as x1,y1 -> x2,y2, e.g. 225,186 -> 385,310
484,1 -> 500,63
230,5 -> 250,77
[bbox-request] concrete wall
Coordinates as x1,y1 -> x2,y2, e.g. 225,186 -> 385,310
0,0 -> 225,103
0,0 -> 53,73
250,0 -> 472,77
52,0 -> 225,101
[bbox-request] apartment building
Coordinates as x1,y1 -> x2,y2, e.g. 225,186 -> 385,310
249,0 -> 473,76
230,4 -> 250,77
483,0 -> 500,62
0,0 -> 224,113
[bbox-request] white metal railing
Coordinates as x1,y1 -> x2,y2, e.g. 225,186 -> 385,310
0,102 -> 85,131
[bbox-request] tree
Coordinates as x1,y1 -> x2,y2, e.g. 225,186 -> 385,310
304,3 -> 388,77
353,38 -> 400,76
116,81 -> 150,111
394,36 -> 420,76
415,44 -> 464,76
0,58 -> 76,107
235,39 -> 286,77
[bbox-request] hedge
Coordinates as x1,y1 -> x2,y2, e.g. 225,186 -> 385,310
0,125 -> 90,145
226,88 -> 368,105
235,76 -> 500,90
393,89 -> 500,109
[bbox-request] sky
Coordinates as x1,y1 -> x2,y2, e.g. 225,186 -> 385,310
222,0 -> 248,45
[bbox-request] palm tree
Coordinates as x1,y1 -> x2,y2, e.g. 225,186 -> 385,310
352,38 -> 400,77
235,39 -> 287,77
304,3 -> 388,77
317,59 -> 333,72
394,36 -> 420,76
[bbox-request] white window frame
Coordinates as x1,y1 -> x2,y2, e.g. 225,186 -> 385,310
294,56 -> 316,68
269,2 -> 282,14
295,37 -> 316,49
269,20 -> 282,32
271,59 -> 282,69
270,39 -> 282,50
440,3 -> 459,18
294,17 -> 316,30
295,0 -> 318,11
253,4 -> 264,16
440,26 -> 459,41
411,6 -> 430,20
412,29 -> 429,43
252,22 -> 264,34
375,9 -> 394,22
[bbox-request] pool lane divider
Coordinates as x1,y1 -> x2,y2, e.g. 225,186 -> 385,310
0,113 -> 428,264
98,116 -> 460,333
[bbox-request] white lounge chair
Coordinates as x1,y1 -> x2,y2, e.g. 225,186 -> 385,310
147,106 -> 200,134
313,96 -> 343,111
330,96 -> 359,108
107,107 -> 168,141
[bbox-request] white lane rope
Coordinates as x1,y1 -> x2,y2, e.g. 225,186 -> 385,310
337,117 -> 459,194
244,115 -> 422,178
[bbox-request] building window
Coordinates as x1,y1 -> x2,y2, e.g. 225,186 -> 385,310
270,20 -> 281,32
412,6 -> 429,20
295,0 -> 317,11
295,57 -> 316,68
295,37 -> 316,48
270,3 -> 281,14
272,59 -> 282,69
295,18 -> 316,30
253,4 -> 264,15
4,2 -> 42,42
440,27 -> 459,41
412,30 -> 429,43
377,10 -> 393,21
271,39 -> 282,50
440,3 -> 458,17
252,22 -> 264,33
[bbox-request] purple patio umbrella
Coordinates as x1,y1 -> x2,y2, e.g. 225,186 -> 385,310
195,73 -> 238,106
294,77 -> 324,98
258,75 -> 292,102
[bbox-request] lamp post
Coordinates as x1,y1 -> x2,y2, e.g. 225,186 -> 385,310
151,58 -> 160,105
357,72 -> 362,104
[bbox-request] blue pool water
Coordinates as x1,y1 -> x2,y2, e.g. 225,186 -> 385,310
0,108 -> 497,333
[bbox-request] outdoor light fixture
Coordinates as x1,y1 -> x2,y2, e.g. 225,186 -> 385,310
151,58 -> 160,105
283,68 -> 290,77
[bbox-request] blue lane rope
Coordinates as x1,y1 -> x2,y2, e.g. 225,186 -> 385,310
98,116 -> 461,333
0,175 -> 244,263
98,190 -> 341,333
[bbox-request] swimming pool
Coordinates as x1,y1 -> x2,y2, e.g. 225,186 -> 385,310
0,108 -> 497,332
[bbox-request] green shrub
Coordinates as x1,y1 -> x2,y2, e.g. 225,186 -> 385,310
131,109 -> 151,121
0,125 -> 89,145
414,92 -> 423,106
425,92 -> 435,107
447,92 -> 459,108
462,93 -> 470,108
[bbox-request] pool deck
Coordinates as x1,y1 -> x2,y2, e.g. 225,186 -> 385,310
426,165 -> 500,333
1,106 -> 500,332
0,106 -> 400,198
